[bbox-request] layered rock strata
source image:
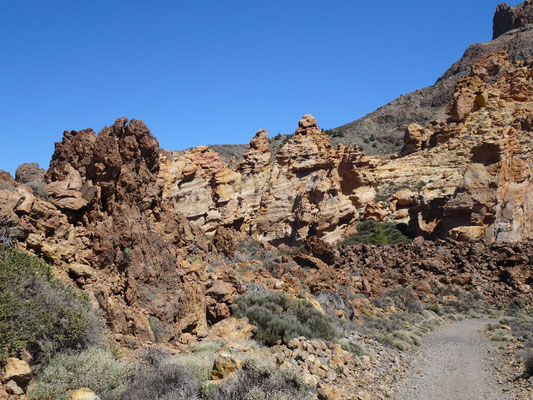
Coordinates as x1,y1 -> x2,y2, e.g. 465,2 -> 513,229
160,51 -> 533,244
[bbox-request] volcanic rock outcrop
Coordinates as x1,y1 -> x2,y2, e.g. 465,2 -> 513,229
330,1 -> 533,156
493,0 -> 533,39
0,118 -> 218,345
158,51 -> 533,244
0,49 -> 532,350
310,238 -> 533,306
14,163 -> 46,185
160,114 -> 372,244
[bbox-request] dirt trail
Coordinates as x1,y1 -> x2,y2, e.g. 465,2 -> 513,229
394,319 -> 506,400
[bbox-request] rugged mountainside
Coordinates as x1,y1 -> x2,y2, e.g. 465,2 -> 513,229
332,1 -> 533,155
0,3 -> 532,399
207,1 -> 533,160
0,49 -> 532,350
158,51 -> 533,245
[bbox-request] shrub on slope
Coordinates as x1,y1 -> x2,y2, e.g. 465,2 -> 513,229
0,248 -> 103,363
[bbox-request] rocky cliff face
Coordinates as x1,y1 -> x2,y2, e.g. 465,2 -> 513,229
493,0 -> 533,39
0,118 -> 217,346
160,114 -> 377,245
156,51 -> 533,245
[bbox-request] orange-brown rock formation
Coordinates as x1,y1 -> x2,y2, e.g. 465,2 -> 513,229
1,50 -> 532,348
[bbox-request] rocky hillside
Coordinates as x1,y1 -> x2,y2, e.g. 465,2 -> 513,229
158,50 -> 533,245
207,1 -> 533,160
0,49 -> 531,347
0,2 -> 532,399
331,1 -> 533,155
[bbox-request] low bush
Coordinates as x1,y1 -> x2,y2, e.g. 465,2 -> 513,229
242,356 -> 277,377
0,249 -> 104,363
166,354 -> 215,384
382,286 -> 422,313
336,338 -> 366,357
122,362 -> 200,400
208,368 -> 311,400
233,239 -> 281,275
120,346 -> 215,400
356,304 -> 442,351
234,291 -> 340,345
0,215 -> 23,248
26,181 -> 49,200
30,347 -> 130,400
338,220 -> 411,247
315,291 -> 356,321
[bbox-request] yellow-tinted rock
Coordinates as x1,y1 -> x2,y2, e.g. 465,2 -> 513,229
211,353 -> 242,379
3,358 -> 31,386
69,388 -> 100,400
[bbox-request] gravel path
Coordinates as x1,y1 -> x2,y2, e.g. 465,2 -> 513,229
394,319 -> 507,400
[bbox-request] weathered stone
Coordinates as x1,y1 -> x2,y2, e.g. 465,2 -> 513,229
493,0 -> 533,39
211,353 -> 241,379
15,163 -> 46,184
3,358 -> 31,387
68,388 -> 101,400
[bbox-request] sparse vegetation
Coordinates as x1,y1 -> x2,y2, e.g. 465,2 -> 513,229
338,220 -> 411,247
0,249 -> 104,364
336,338 -> 366,356
26,181 -> 49,199
30,347 -> 130,400
123,348 -> 201,400
0,214 -> 23,248
208,366 -> 310,400
234,291 -> 340,345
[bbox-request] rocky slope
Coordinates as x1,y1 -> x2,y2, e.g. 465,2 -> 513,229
332,1 -> 533,155
0,50 -> 531,352
157,50 -> 533,245
0,4 -> 532,399
207,1 -> 533,159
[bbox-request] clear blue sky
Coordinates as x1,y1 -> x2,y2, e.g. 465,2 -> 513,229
0,0 -> 522,175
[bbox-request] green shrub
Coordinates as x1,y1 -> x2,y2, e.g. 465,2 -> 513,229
425,304 -> 442,315
336,338 -> 366,356
392,330 -> 422,346
0,249 -> 104,363
189,340 -> 227,354
234,292 -> 340,345
392,340 -> 410,351
338,221 -> 411,247
30,347 -> 130,400
242,357 -> 277,377
149,316 -> 162,344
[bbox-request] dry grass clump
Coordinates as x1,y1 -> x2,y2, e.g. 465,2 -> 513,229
30,347 -> 130,400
